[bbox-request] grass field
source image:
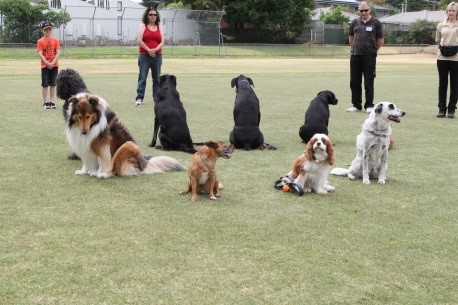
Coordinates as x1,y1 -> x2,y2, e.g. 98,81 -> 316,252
0,54 -> 456,304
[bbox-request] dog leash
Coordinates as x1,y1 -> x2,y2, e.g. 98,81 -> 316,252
274,176 -> 305,196
199,154 -> 213,173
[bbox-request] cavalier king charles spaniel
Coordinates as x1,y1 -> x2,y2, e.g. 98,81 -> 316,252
286,133 -> 335,194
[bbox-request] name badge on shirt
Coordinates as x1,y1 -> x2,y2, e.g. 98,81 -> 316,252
366,26 -> 373,32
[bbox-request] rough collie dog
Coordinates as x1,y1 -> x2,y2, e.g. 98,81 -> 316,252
285,134 -> 335,194
65,92 -> 186,178
330,102 -> 406,184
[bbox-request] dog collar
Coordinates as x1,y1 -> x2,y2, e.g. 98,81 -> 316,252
238,79 -> 251,86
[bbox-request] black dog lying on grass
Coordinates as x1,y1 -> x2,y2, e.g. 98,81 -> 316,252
299,90 -> 338,144
229,74 -> 276,150
149,74 -> 197,154
56,68 -> 90,160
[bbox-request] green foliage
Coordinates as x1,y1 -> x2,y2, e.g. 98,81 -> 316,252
225,0 -> 314,43
320,5 -> 350,25
172,0 -> 315,43
0,0 -> 70,43
406,0 -> 433,11
166,1 -> 186,9
177,0 -> 224,10
398,19 -> 436,44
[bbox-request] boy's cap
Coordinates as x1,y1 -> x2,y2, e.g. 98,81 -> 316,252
42,21 -> 53,29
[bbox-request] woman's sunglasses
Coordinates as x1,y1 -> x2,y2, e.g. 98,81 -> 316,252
148,13 -> 158,16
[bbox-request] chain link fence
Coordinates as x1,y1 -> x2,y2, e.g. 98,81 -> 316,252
52,6 -> 225,49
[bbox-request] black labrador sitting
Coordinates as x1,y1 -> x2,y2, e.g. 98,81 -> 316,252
149,74 -> 196,154
229,75 -> 276,150
299,90 -> 338,144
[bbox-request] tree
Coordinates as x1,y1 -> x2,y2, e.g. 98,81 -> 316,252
0,0 -> 70,43
398,19 -> 436,44
173,0 -> 314,43
320,6 -> 350,25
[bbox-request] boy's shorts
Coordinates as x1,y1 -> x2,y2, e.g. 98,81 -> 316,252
41,67 -> 58,87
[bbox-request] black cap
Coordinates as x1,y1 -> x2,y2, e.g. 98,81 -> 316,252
42,21 -> 53,29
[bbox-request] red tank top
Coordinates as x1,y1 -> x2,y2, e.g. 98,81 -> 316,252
139,25 -> 162,55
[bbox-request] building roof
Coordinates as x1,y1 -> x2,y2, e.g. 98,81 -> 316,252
379,10 -> 445,24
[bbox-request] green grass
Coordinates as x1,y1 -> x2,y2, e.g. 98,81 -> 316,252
0,56 -> 456,304
0,44 -> 430,59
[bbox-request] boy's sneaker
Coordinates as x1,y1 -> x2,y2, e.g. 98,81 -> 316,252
43,102 -> 51,109
135,99 -> 143,106
365,107 -> 373,113
49,101 -> 56,109
346,106 -> 360,112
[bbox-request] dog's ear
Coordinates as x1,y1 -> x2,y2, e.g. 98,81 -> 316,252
247,77 -> 254,87
231,77 -> 238,88
170,75 -> 177,86
205,141 -> 218,148
159,75 -> 167,85
88,94 -> 99,106
68,95 -> 79,105
375,103 -> 383,114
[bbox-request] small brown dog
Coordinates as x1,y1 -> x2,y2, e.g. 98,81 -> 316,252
181,141 -> 233,201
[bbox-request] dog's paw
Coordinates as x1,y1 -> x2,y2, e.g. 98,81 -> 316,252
89,171 -> 99,177
304,188 -> 312,193
363,179 -> 371,185
210,196 -> 218,200
348,174 -> 355,180
325,185 -> 335,192
316,189 -> 328,195
378,179 -> 386,184
75,169 -> 87,175
97,173 -> 110,179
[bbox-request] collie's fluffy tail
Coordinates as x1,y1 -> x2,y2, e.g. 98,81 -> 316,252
330,167 -> 349,176
143,156 -> 186,174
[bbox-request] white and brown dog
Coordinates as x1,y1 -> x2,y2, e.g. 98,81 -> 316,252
331,102 -> 406,184
285,134 -> 335,194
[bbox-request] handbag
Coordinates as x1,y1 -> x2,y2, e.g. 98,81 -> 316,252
439,45 -> 458,57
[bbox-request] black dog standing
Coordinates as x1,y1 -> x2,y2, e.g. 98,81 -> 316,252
56,68 -> 90,160
229,75 -> 276,150
149,74 -> 196,154
299,90 -> 338,144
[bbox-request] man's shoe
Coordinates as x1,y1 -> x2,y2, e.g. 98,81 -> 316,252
366,107 -> 373,113
43,102 -> 50,109
447,112 -> 455,118
49,101 -> 56,109
346,106 -> 360,112
135,99 -> 142,106
437,112 -> 446,118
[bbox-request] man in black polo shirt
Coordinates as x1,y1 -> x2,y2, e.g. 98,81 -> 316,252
347,1 -> 384,113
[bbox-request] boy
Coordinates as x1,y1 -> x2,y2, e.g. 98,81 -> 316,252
37,21 -> 61,109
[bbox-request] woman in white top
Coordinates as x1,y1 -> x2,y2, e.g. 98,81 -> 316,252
435,2 -> 458,118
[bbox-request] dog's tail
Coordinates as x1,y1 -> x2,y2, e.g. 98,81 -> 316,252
143,156 -> 186,174
330,167 -> 349,176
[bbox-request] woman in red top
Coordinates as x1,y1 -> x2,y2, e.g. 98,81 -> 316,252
135,7 -> 165,107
